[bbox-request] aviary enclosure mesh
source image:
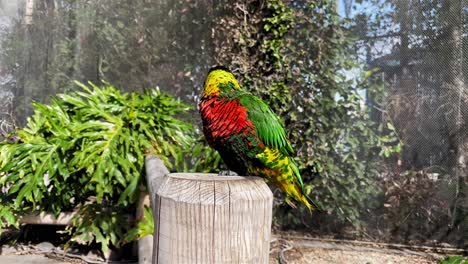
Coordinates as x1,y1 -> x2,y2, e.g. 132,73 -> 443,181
0,0 -> 466,248
358,0 -> 467,246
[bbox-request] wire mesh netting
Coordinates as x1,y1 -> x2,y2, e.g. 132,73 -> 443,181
354,0 -> 467,246
0,0 -> 466,249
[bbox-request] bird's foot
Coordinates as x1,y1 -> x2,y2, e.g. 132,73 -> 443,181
218,170 -> 239,176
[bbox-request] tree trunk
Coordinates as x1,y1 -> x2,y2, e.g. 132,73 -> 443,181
441,0 -> 466,238
145,156 -> 273,264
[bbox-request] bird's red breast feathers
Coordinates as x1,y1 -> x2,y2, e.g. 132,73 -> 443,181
199,97 -> 254,144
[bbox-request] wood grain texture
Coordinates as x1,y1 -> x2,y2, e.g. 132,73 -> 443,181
137,191 -> 152,264
19,212 -> 76,225
146,166 -> 273,264
145,155 -> 170,264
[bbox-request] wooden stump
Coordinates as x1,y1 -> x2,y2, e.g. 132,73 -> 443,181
145,156 -> 273,264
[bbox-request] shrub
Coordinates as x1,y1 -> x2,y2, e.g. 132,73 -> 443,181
0,81 -> 192,253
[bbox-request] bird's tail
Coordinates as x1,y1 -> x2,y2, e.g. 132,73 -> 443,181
288,185 -> 322,213
285,160 -> 322,213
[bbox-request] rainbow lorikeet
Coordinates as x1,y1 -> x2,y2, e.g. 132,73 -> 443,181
199,66 -> 318,211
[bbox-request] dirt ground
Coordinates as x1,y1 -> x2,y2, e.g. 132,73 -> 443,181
270,247 -> 439,264
1,233 -> 463,264
268,235 -> 454,264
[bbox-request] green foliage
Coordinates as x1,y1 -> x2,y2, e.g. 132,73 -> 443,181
124,205 -> 154,242
261,0 -> 293,69
0,204 -> 19,233
0,82 -> 192,253
440,256 -> 467,264
188,137 -> 223,173
214,0 -> 401,228
63,204 -> 129,253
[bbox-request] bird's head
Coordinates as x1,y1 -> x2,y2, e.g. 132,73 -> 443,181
202,66 -> 240,98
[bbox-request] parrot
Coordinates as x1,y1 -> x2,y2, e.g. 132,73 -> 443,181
199,66 -> 319,211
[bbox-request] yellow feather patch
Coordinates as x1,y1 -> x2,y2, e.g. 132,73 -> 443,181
202,69 -> 240,97
256,147 -> 313,210
256,147 -> 290,169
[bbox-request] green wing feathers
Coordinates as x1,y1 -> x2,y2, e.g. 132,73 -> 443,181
239,93 -> 316,211
239,95 -> 294,155
290,159 -> 304,190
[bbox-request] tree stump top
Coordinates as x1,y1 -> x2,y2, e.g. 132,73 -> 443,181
168,173 -> 259,181
145,156 -> 273,264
